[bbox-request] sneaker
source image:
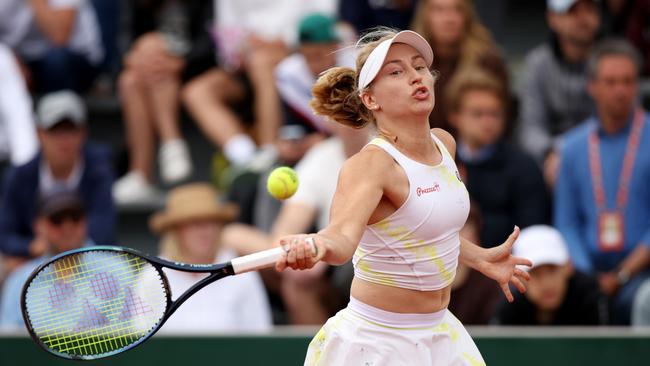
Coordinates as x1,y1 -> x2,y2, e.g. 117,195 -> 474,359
159,139 -> 192,184
245,145 -> 278,173
113,171 -> 163,206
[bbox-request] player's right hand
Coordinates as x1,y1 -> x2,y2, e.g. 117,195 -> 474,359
275,234 -> 325,271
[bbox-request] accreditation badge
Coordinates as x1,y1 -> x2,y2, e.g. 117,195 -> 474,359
598,211 -> 624,252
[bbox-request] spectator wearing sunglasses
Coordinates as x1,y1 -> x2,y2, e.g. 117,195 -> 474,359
0,91 -> 115,274
0,190 -> 92,327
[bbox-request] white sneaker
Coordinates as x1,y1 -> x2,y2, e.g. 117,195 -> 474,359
159,139 -> 192,184
113,171 -> 162,206
245,145 -> 278,173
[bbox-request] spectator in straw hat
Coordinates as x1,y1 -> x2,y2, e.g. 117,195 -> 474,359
149,183 -> 272,332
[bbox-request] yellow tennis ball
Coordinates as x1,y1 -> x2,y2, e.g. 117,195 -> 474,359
267,166 -> 299,200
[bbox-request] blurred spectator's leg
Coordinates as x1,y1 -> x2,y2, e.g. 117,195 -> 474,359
614,270 -> 650,324
182,69 -> 256,166
246,48 -> 285,145
26,48 -> 99,93
147,77 -> 192,184
632,278 -> 650,325
113,69 -> 160,204
119,69 -> 155,179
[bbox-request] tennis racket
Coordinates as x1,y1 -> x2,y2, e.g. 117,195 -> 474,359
20,239 -> 316,360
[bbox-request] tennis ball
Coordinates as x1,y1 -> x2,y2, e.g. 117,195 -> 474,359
267,166 -> 299,200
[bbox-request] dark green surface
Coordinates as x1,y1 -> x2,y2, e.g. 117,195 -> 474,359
2,332 -> 649,366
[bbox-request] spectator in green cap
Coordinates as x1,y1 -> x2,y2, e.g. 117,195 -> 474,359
276,13 -> 355,137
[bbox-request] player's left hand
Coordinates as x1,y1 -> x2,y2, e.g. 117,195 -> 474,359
478,226 -> 532,302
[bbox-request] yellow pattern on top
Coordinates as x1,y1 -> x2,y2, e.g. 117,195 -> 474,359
463,352 -> 487,366
360,218 -> 455,287
356,255 -> 398,287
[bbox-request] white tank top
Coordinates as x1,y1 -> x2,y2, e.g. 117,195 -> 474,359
352,133 -> 470,291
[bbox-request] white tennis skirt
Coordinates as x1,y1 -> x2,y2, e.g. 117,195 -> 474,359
304,297 -> 485,366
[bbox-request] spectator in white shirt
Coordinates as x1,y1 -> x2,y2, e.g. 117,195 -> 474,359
150,183 -> 272,332
0,44 -> 38,166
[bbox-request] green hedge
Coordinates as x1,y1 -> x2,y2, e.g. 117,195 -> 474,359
2,328 -> 649,366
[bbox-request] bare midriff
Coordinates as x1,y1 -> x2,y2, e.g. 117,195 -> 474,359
350,276 -> 451,314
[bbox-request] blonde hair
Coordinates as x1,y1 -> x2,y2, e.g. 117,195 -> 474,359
310,28 -> 399,128
445,69 -> 508,113
412,0 -> 498,70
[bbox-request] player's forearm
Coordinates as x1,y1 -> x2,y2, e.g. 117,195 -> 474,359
458,236 -> 488,272
315,228 -> 358,266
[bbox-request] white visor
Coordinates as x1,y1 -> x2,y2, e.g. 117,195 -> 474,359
357,30 -> 434,91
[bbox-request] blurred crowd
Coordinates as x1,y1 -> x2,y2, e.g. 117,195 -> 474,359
1,0 -> 650,332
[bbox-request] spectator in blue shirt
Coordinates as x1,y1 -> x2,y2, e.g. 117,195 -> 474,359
0,91 -> 115,267
0,190 -> 91,327
554,39 -> 650,324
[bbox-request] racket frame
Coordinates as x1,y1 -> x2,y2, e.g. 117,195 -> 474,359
20,246 -> 236,360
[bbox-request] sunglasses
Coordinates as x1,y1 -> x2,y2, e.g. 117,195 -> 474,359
48,209 -> 84,226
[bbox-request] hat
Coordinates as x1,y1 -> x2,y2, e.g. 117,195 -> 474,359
298,13 -> 340,44
513,225 -> 570,271
38,190 -> 84,218
358,30 -> 434,90
149,183 -> 238,233
547,0 -> 598,13
36,90 -> 86,130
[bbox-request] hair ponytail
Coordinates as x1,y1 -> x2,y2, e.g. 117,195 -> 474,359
310,67 -> 372,128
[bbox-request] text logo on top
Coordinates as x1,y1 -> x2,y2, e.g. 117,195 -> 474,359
416,183 -> 440,197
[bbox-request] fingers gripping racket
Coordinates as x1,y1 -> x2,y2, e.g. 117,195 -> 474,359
20,240 -> 316,360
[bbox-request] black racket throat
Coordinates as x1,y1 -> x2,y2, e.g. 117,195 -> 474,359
158,263 -> 235,319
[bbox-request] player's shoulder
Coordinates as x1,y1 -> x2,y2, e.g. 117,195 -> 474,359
431,128 -> 456,158
340,142 -> 395,179
351,143 -> 395,167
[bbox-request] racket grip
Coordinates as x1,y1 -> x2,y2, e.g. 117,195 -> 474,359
231,237 -> 317,274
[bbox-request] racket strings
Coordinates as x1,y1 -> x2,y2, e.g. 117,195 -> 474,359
23,250 -> 168,358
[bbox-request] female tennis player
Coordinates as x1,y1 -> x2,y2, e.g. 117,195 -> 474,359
275,28 -> 532,366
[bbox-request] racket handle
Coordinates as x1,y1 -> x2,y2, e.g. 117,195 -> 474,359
231,237 -> 317,274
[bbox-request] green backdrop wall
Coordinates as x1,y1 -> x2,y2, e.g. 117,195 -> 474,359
2,328 -> 649,366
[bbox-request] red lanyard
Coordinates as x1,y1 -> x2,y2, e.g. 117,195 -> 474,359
588,110 -> 645,212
